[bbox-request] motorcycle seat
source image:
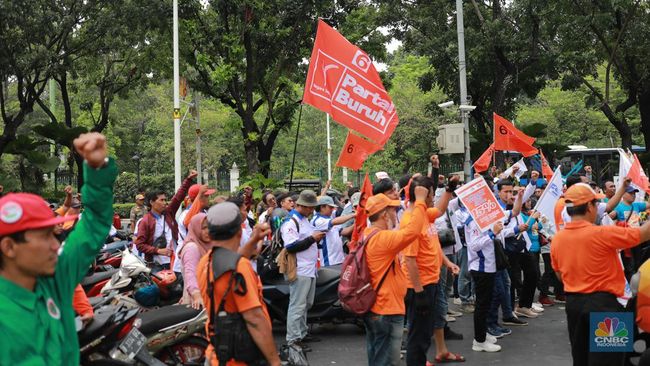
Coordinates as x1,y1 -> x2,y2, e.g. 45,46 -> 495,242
316,265 -> 341,287
78,305 -> 117,345
137,305 -> 201,335
102,240 -> 129,254
81,269 -> 118,291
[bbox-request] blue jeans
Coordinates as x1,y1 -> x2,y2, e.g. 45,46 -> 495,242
487,269 -> 513,328
363,313 -> 404,366
286,275 -> 316,342
458,247 -> 474,304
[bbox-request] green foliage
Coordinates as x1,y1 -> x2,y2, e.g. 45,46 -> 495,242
240,173 -> 284,200
114,172 -> 175,203
113,203 -> 136,219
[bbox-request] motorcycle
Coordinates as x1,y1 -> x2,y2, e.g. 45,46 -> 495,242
261,263 -> 358,324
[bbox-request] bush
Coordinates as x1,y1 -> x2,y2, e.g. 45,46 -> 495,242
114,203 -> 136,218
114,172 -> 175,203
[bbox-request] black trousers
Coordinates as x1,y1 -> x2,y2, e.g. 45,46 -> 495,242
405,284 -> 436,366
566,292 -> 625,366
506,251 -> 538,308
539,253 -> 564,296
470,271 -> 495,343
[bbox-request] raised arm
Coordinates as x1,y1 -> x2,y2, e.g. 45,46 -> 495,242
169,170 -> 197,215
606,177 -> 631,213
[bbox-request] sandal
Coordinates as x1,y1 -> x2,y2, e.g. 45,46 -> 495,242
435,352 -> 466,363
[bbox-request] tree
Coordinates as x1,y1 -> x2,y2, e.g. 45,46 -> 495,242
180,0 -> 389,177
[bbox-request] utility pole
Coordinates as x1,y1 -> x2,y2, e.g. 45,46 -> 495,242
194,94 -> 202,184
172,0 -> 182,190
456,0 -> 472,182
49,79 -> 57,189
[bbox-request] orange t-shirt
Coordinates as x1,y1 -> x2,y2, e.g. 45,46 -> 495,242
554,198 -> 566,232
365,201 -> 427,315
72,284 -> 93,317
551,220 -> 641,297
197,251 -> 271,366
400,208 -> 443,287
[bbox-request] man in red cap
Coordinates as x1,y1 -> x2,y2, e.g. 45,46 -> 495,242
0,132 -> 117,365
552,183 -> 650,366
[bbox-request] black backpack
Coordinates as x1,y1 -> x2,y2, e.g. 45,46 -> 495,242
207,247 -> 267,366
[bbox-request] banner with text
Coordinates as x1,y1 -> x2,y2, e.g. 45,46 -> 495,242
303,20 -> 399,146
455,177 -> 506,232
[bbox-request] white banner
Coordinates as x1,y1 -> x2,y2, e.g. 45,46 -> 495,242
502,158 -> 528,179
533,167 -> 563,233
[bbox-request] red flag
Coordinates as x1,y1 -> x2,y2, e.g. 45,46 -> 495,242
540,151 -> 554,181
627,154 -> 650,194
493,113 -> 537,157
349,173 -> 373,251
473,143 -> 494,173
336,132 -> 382,170
303,20 -> 398,146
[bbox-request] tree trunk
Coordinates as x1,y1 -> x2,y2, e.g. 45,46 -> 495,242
600,104 -> 633,149
638,87 -> 650,150
258,143 -> 272,178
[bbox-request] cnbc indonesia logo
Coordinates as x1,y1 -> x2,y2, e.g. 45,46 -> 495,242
593,317 -> 630,350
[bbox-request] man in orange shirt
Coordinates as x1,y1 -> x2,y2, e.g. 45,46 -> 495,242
197,202 -> 281,366
362,185 -> 430,366
551,183 -> 650,366
401,176 -> 462,365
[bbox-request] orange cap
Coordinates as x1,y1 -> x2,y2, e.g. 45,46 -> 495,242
365,193 -> 401,216
564,183 -> 605,207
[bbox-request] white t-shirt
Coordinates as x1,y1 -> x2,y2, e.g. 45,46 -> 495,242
311,213 -> 345,266
152,213 -> 173,265
239,218 -> 256,272
280,210 -> 317,277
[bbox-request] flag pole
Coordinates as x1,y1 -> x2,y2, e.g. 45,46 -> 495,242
172,0 -> 181,190
289,104 -> 304,191
326,113 -> 332,181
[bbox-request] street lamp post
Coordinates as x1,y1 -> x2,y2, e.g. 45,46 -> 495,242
456,0 -> 472,183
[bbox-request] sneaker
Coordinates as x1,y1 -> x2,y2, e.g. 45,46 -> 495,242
290,341 -> 312,352
473,339 -> 501,352
515,307 -> 539,318
554,295 -> 567,303
487,327 -> 505,339
539,296 -> 555,306
453,297 -> 462,305
486,334 -> 498,344
496,326 -> 512,336
531,303 -> 545,313
447,309 -> 463,317
503,316 -> 528,326
462,304 -> 475,313
444,326 -> 464,340
446,315 -> 457,322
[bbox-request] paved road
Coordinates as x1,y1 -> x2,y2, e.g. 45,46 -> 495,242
273,301 -> 573,365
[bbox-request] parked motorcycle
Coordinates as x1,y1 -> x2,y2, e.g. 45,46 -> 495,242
261,264 -> 358,324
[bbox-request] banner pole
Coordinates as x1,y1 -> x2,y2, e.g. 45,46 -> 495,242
326,113 -> 332,181
289,104 -> 303,191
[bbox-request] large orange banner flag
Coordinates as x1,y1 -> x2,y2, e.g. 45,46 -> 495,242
473,143 -> 494,173
336,131 -> 382,170
303,20 -> 399,146
493,113 -> 537,157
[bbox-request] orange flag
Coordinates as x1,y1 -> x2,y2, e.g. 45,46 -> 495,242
303,20 -> 398,145
473,143 -> 495,173
493,113 -> 537,157
349,173 -> 373,251
627,154 -> 650,194
336,131 -> 382,170
540,151 -> 554,181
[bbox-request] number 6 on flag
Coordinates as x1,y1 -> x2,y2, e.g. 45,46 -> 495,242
336,131 -> 382,170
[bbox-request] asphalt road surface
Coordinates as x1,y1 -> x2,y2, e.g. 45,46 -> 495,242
273,301 -> 573,366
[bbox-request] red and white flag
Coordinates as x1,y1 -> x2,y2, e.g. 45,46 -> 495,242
627,154 -> 650,194
303,20 -> 398,146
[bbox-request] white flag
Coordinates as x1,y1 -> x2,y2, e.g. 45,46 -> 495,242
617,148 -> 633,188
534,167 -> 563,233
502,158 -> 528,179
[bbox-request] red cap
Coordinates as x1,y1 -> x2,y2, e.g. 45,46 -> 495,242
0,193 -> 78,236
188,184 -> 217,200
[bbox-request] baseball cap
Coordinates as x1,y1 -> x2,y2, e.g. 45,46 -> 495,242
188,184 -> 217,200
365,193 -> 400,216
206,202 -> 242,240
375,171 -> 390,181
625,186 -> 639,194
0,193 -> 78,236
564,183 -> 605,207
135,194 -> 145,201
296,190 -> 318,207
317,196 -> 338,208
70,198 -> 82,209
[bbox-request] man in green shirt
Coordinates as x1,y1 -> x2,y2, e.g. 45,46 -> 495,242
0,132 -> 117,365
